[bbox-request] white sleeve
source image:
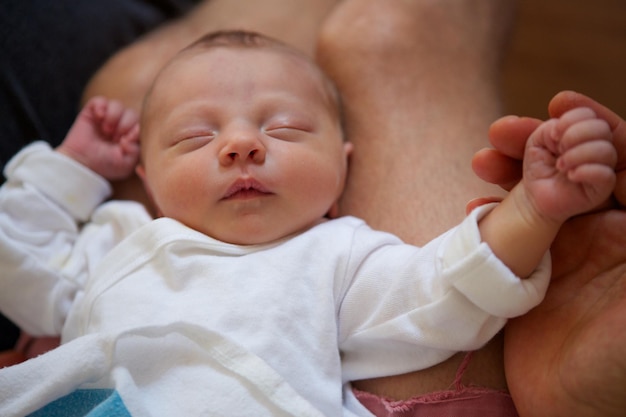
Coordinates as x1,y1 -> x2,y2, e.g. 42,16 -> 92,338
442,204 -> 551,317
0,142 -> 111,335
339,204 -> 551,381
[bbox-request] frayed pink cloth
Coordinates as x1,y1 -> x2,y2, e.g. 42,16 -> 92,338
353,386 -> 518,417
353,353 -> 519,417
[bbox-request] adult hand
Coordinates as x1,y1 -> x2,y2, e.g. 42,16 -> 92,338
473,91 -> 626,207
474,91 -> 626,416
506,208 -> 626,417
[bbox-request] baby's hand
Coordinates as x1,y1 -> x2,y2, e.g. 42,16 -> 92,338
522,107 -> 616,223
57,96 -> 140,181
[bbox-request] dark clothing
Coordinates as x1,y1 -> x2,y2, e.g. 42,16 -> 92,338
0,0 -> 199,171
0,0 -> 199,349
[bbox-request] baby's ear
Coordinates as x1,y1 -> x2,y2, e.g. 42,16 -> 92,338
327,201 -> 340,219
135,164 -> 147,183
135,164 -> 161,217
344,142 -> 354,159
326,142 -> 354,219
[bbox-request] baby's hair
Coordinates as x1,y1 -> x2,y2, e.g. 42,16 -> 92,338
141,30 -> 345,149
184,30 -> 290,50
182,30 -> 344,134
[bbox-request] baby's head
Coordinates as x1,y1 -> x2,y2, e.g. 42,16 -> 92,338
137,30 -> 352,245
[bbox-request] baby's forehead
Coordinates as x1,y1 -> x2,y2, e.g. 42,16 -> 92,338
143,36 -> 342,124
152,46 -> 307,99
174,42 -> 316,76
159,43 -> 338,103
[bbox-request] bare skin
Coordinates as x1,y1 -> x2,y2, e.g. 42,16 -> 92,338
81,0 -> 339,208
57,97 -> 140,180
317,0 -> 516,398
82,0 -> 339,112
477,91 -> 626,417
507,209 -> 626,417
82,0 -> 519,400
2,0 -> 341,366
78,1 -> 626,415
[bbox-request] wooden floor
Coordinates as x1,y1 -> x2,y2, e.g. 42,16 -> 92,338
501,0 -> 626,118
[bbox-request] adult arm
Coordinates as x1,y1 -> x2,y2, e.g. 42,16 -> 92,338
317,0 -> 515,398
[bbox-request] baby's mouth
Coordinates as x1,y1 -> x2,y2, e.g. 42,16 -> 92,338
222,178 -> 272,200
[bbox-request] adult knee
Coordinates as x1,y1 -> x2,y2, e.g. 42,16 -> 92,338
317,0 -> 516,73
317,1 -> 422,66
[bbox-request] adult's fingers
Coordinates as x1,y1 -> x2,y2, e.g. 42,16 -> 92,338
472,115 -> 542,190
488,115 -> 543,159
471,148 -> 521,190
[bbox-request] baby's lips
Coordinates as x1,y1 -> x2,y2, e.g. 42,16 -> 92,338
222,177 -> 271,199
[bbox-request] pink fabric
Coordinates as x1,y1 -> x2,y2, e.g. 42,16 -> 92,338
354,386 -> 518,417
353,353 -> 519,417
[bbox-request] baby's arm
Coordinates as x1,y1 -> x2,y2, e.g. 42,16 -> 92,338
0,97 -> 140,335
56,96 -> 140,180
478,107 -> 616,277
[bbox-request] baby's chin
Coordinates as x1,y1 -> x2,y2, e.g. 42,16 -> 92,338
214,228 -> 298,246
207,218 -> 328,246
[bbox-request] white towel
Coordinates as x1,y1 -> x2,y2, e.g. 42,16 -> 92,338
0,322 -> 326,417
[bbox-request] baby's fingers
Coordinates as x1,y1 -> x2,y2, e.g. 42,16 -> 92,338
117,108 -> 139,139
557,140 -> 617,173
566,164 -> 616,193
120,124 -> 141,157
87,96 -> 109,120
99,100 -> 124,136
559,117 -> 612,153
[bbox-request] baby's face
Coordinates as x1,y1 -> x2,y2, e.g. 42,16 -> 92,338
138,47 -> 351,245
